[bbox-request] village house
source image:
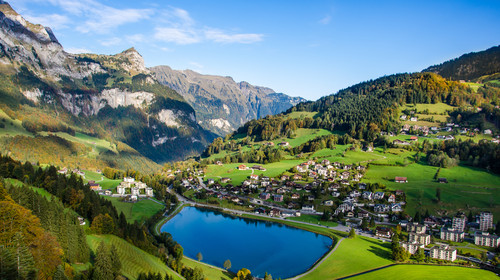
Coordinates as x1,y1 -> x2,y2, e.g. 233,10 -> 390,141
301,205 -> 315,212
474,232 -> 500,247
269,209 -> 282,217
278,141 -> 290,147
323,200 -> 334,206
374,204 -> 389,213
430,245 -> 457,262
390,203 -> 403,212
362,191 -> 373,200
387,194 -> 396,203
216,161 -> 223,166
395,177 -> 408,183
89,182 -> 101,191
259,192 -> 270,200
375,227 -> 393,239
374,192 -> 385,200
393,139 -> 410,146
221,177 -> 231,183
400,241 -> 424,254
291,193 -> 300,200
58,167 -> 68,174
440,228 -> 465,242
273,194 -> 284,202
207,178 -> 215,185
238,164 -> 247,170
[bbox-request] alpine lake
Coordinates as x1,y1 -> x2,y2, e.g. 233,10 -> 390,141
161,206 -> 332,279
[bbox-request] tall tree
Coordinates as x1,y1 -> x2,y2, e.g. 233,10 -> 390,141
223,259 -> 232,270
93,242 -> 113,280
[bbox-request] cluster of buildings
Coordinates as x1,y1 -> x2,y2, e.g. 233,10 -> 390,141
87,176 -> 154,202
439,212 -> 499,248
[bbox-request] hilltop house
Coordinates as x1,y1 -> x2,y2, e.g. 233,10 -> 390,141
395,177 -> 408,183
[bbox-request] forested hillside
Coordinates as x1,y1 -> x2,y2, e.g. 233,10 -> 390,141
423,45 -> 500,81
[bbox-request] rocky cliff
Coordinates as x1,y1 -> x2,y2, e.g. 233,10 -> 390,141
151,65 -> 306,135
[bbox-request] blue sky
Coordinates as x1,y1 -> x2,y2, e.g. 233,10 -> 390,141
8,0 -> 500,100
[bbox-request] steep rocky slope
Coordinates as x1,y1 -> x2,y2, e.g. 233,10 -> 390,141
151,65 -> 306,135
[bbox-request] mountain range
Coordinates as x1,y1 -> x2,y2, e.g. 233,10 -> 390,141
0,1 -> 302,171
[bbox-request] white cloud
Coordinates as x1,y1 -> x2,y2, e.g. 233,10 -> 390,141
65,47 -> 91,54
204,29 -> 263,44
100,37 -> 122,46
43,0 -> 153,34
154,27 -> 200,45
319,15 -> 332,25
24,13 -> 70,30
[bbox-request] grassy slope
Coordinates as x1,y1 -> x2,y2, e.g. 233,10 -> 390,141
364,161 -> 500,217
287,214 -> 338,227
182,257 -> 233,280
301,236 -> 393,280
87,234 -> 182,280
103,196 -> 165,223
348,265 -> 497,280
83,170 -> 121,189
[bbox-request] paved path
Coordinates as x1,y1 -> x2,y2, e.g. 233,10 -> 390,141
287,237 -> 346,280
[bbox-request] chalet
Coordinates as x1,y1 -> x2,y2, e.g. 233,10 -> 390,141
374,192 -> 385,200
362,191 -> 373,200
250,174 -> 259,180
341,180 -> 350,185
207,178 -> 215,185
273,194 -> 284,202
438,178 -> 448,183
89,183 -> 101,191
341,171 -> 350,180
400,115 -> 407,120
252,165 -> 266,171
291,193 -> 300,200
356,165 -> 366,171
321,159 -> 331,165
216,161 -> 223,166
261,176 -> 270,181
301,205 -> 315,212
293,174 -> 302,180
350,190 -> 361,198
430,245 -> 456,261
269,209 -> 282,217
374,204 -> 389,213
357,211 -> 369,219
393,139 -> 410,146
104,190 -> 112,196
265,142 -> 275,146
77,217 -> 86,226
387,194 -> 396,203
281,175 -> 290,181
332,191 -> 340,198
358,183 -> 367,190
375,227 -> 393,239
395,177 -> 408,183
343,165 -> 353,170
391,203 -> 403,212
484,129 -> 492,135
323,200 -> 334,206
260,192 -> 270,200
410,136 -> 418,141
395,190 -> 405,196
238,164 -> 247,170
278,141 -> 290,147
221,177 -> 231,183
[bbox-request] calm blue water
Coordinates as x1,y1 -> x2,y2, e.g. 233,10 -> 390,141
161,207 -> 332,279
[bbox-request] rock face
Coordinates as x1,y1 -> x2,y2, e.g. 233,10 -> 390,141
151,65 -> 306,135
0,1 -> 215,163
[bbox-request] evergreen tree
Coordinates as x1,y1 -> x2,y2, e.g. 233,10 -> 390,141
92,242 -> 113,280
53,265 -> 68,280
223,259 -> 232,270
0,247 -> 17,279
348,228 -> 356,239
110,244 -> 122,278
13,232 -> 37,280
264,272 -> 273,280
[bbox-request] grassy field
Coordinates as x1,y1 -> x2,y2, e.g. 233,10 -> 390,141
403,103 -> 456,114
287,214 -> 338,227
87,234 -> 182,280
104,196 -> 165,223
274,128 -> 333,148
39,131 -> 117,157
364,162 -> 500,217
182,257 -> 233,280
301,236 -> 393,280
348,264 -> 497,280
83,170 -> 121,189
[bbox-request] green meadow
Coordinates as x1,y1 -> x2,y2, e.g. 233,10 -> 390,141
348,264 -> 497,280
87,234 -> 182,280
104,196 -> 165,223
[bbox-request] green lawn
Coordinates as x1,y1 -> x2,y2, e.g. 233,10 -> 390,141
404,103 -> 456,114
39,131 -> 117,157
182,257 -> 233,280
364,162 -> 500,217
87,234 -> 182,280
285,111 -> 318,120
348,264 -> 497,280
274,128 -> 333,148
287,214 -> 338,227
301,236 -> 393,280
104,196 -> 165,223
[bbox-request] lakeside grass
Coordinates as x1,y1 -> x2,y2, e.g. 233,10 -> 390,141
182,257 -> 233,280
87,234 -> 182,280
348,264 -> 498,280
300,236 -> 393,280
287,214 -> 338,228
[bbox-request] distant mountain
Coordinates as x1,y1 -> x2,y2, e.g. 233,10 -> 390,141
423,45 -> 500,81
151,66 -> 306,135
0,1 -> 215,170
